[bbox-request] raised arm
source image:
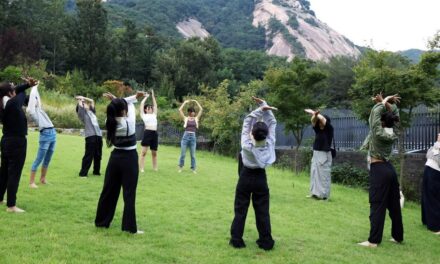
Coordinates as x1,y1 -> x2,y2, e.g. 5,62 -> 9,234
124,92 -> 143,123
193,100 -> 203,119
75,97 -> 86,122
179,100 -> 189,119
305,109 -> 326,128
151,90 -> 158,115
82,96 -> 95,110
139,93 -> 150,119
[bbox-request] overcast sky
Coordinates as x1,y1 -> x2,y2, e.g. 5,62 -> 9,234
309,0 -> 440,51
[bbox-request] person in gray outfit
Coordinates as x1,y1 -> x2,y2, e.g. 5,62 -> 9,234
76,96 -> 102,177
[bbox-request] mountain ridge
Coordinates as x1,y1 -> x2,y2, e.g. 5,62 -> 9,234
104,0 -> 359,61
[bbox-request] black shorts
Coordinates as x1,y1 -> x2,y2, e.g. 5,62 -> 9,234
141,130 -> 158,150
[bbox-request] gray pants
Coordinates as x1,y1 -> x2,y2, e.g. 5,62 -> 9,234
310,150 -> 332,199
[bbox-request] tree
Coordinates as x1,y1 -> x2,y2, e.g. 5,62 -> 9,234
265,58 -> 327,150
67,0 -> 111,81
350,50 -> 440,188
316,56 -> 357,108
153,37 -> 222,99
195,79 -> 264,156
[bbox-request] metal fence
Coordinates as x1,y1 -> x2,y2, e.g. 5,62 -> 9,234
136,105 -> 440,152
275,106 -> 440,152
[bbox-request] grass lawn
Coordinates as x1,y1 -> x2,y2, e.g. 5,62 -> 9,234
0,132 -> 438,264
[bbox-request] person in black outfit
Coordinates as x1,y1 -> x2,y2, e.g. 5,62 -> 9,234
0,77 -> 38,213
230,96 -> 277,250
95,91 -> 144,234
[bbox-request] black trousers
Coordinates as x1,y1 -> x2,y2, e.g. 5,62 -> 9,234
230,166 -> 274,250
79,136 -> 102,176
421,166 -> 440,232
368,162 -> 404,244
0,136 -> 27,207
95,149 -> 139,233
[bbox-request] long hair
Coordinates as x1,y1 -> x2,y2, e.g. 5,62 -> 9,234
0,82 -> 14,122
105,98 -> 128,147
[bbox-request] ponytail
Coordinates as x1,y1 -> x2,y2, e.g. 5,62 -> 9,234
105,98 -> 128,147
106,103 -> 117,147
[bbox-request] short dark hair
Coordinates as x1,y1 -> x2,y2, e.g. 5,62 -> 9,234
381,112 -> 399,128
187,107 -> 195,113
252,121 -> 269,141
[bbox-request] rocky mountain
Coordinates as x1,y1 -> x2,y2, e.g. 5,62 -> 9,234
105,0 -> 360,61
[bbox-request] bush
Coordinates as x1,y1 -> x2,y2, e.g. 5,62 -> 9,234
331,163 -> 369,189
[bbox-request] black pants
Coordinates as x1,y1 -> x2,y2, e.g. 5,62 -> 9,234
368,162 -> 404,244
421,166 -> 440,232
95,149 -> 139,233
79,136 -> 102,176
230,166 -> 274,250
0,136 -> 27,207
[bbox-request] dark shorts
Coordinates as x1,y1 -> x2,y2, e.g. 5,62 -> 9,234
141,130 -> 158,150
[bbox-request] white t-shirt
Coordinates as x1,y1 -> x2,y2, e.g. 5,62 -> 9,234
142,113 -> 157,131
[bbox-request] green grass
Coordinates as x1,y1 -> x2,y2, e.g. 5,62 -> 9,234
0,132 -> 438,264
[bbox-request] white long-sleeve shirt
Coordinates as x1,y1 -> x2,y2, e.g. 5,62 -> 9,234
26,85 -> 54,130
240,101 -> 277,169
114,95 -> 138,150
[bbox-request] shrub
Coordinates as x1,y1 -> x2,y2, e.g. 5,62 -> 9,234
331,163 -> 369,189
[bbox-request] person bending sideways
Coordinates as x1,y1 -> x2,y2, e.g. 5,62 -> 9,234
358,93 -> 404,248
230,96 -> 277,250
76,96 -> 103,177
26,85 -> 57,188
0,77 -> 38,213
95,91 -> 145,234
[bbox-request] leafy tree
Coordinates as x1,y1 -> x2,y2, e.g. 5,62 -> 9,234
196,79 -> 264,155
350,50 -> 440,185
66,0 -> 112,81
265,58 -> 327,150
317,56 -> 357,108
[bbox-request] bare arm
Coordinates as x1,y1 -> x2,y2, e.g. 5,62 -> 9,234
139,94 -> 149,119
81,96 -> 95,109
151,90 -> 157,115
193,100 -> 203,119
179,100 -> 189,119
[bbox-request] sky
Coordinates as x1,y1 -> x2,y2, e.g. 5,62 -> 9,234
309,0 -> 440,51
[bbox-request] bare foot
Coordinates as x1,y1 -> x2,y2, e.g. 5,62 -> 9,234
357,241 -> 377,248
40,179 -> 48,185
6,206 -> 25,213
29,183 -> 38,189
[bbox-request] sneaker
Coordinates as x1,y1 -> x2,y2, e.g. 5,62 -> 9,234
140,169 -> 144,173
192,170 -> 197,174
390,238 -> 403,244
434,231 -> 440,235
136,230 -> 145,235
6,206 -> 25,213
178,168 -> 182,173
29,183 -> 38,189
357,241 -> 377,248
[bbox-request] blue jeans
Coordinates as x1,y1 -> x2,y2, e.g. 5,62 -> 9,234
31,128 -> 56,171
179,132 -> 196,170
